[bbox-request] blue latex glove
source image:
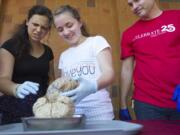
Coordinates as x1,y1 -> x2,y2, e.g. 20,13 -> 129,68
16,81 -> 39,99
172,84 -> 180,112
119,108 -> 132,120
61,78 -> 97,104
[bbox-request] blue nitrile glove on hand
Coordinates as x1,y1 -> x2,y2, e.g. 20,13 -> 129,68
15,81 -> 39,99
119,108 -> 132,120
172,84 -> 180,112
61,78 -> 98,104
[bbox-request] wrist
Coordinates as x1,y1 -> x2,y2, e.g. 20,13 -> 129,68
120,102 -> 128,109
13,84 -> 20,97
120,108 -> 129,112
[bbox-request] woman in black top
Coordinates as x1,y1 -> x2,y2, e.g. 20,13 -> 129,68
0,5 -> 55,124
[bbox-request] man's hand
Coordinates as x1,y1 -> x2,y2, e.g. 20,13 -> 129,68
172,84 -> 180,112
119,108 -> 132,120
15,81 -> 39,99
61,78 -> 97,104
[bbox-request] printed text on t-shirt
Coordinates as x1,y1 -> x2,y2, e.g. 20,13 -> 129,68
133,24 -> 176,41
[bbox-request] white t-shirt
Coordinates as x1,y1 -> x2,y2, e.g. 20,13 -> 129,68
58,35 -> 114,120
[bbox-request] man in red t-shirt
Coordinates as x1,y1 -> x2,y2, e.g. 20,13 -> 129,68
119,0 -> 180,120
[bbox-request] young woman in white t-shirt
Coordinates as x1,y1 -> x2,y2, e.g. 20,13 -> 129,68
53,5 -> 115,120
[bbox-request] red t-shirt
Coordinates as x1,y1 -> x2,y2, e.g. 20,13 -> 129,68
121,10 -> 180,108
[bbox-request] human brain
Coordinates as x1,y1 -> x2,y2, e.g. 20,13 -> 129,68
33,77 -> 79,118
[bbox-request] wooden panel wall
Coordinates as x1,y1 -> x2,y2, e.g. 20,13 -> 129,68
0,0 -> 179,119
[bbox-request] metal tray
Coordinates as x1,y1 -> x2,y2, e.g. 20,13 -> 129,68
21,114 -> 85,131
0,120 -> 143,135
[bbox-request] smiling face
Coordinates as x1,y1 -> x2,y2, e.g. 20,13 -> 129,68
26,14 -> 50,43
54,12 -> 83,46
127,0 -> 156,19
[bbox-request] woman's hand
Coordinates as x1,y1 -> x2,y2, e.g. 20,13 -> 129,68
15,81 -> 39,98
61,78 -> 97,104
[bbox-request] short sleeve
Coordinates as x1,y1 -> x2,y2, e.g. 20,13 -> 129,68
120,31 -> 134,60
58,54 -> 63,70
92,36 -> 111,56
0,38 -> 17,57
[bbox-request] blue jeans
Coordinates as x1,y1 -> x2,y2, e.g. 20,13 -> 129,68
134,100 -> 180,120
